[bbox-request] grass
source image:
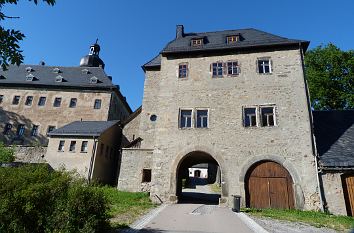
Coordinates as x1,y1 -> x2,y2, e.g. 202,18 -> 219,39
100,186 -> 156,229
243,208 -> 354,232
208,183 -> 222,193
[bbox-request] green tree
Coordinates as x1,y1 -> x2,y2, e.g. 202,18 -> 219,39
0,0 -> 55,71
305,43 -> 354,110
0,142 -> 14,162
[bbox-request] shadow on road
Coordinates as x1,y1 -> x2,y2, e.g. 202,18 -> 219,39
180,177 -> 221,205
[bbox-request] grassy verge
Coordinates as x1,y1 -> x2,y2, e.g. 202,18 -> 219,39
208,183 -> 221,193
100,186 -> 156,229
243,208 -> 354,232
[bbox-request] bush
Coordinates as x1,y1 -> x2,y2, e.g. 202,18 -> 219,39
0,142 -> 15,163
0,165 -> 109,233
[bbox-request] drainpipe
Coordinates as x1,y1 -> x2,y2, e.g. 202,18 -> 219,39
299,43 -> 325,212
88,136 -> 98,183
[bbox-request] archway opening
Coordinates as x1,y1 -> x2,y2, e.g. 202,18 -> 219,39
245,160 -> 295,209
176,151 -> 221,204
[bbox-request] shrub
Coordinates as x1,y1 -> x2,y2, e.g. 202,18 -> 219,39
0,142 -> 15,163
0,165 -> 109,233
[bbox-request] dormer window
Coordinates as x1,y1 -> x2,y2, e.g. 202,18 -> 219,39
55,75 -> 64,82
90,76 -> 98,84
82,69 -> 90,74
26,74 -> 35,81
0,75 -> 5,79
226,35 -> 240,44
191,38 -> 203,47
53,67 -> 61,73
25,67 -> 33,72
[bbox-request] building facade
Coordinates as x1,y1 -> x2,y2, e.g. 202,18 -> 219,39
118,26 -> 321,210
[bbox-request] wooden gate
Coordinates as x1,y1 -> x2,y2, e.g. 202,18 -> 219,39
342,175 -> 354,216
246,161 -> 294,209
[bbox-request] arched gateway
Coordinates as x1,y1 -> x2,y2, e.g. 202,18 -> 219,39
245,161 -> 295,209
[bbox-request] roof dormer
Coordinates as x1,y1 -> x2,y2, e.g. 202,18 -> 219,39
191,38 -> 203,47
90,76 -> 98,84
26,74 -> 36,81
53,67 -> 61,74
0,75 -> 6,80
81,68 -> 90,74
26,67 -> 34,72
55,75 -> 64,82
226,34 -> 241,44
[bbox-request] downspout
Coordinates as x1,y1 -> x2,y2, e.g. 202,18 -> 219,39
299,43 -> 325,211
88,136 -> 98,183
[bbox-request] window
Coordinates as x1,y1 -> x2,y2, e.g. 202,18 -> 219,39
179,109 -> 192,128
17,124 -> 25,136
178,63 -> 188,78
38,96 -> 46,106
191,38 -> 203,46
226,35 -> 240,44
58,140 -> 65,152
47,126 -> 55,134
260,107 -> 275,127
227,61 -> 240,75
258,59 -> 272,74
243,107 -> 257,127
26,74 -> 35,81
69,98 -> 77,108
53,67 -> 61,73
12,96 -> 20,105
31,125 -> 39,136
142,169 -> 152,183
212,62 -> 224,77
3,123 -> 12,135
94,99 -> 102,109
69,141 -> 76,152
55,75 -> 63,82
81,141 -> 88,153
196,109 -> 208,128
90,76 -> 98,84
0,95 -> 3,104
25,96 -> 33,106
53,97 -> 62,107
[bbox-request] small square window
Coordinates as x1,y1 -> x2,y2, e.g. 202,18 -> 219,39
179,109 -> 192,128
258,59 -> 272,74
81,141 -> 88,153
94,99 -> 102,109
212,62 -> 224,77
17,124 -> 25,136
191,38 -> 203,46
69,141 -> 76,152
38,96 -> 46,106
227,61 -> 240,75
58,140 -> 65,151
12,96 -> 20,105
25,96 -> 33,106
178,63 -> 188,78
31,125 -> 39,136
0,95 -> 3,104
196,109 -> 208,128
260,107 -> 276,127
47,126 -> 55,134
142,169 -> 152,183
226,35 -> 240,44
69,98 -> 77,108
3,123 -> 12,135
53,97 -> 62,107
244,107 -> 257,127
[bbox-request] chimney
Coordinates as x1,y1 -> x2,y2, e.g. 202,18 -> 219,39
176,25 -> 184,39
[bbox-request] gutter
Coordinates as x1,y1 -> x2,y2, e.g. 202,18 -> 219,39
87,136 -> 98,183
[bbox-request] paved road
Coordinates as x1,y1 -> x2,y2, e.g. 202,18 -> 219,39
139,204 -> 255,233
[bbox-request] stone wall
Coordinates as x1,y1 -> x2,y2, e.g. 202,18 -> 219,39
122,111 -> 141,146
14,146 -> 47,163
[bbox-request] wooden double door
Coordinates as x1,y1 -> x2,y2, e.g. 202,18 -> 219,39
246,161 -> 295,209
342,175 -> 354,216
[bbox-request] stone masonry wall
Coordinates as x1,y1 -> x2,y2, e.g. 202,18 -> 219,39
122,111 -> 141,146
322,172 -> 347,215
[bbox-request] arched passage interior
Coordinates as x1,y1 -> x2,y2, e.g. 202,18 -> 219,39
245,160 -> 295,209
176,151 -> 221,204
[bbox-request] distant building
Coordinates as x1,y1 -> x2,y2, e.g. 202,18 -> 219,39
189,164 -> 208,178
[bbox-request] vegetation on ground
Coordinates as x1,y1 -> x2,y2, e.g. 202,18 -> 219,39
244,208 -> 354,232
208,183 -> 221,193
0,142 -> 15,162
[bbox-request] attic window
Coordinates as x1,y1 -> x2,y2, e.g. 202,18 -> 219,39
90,76 -> 98,84
26,74 -> 35,81
82,69 -> 90,74
55,75 -> 64,82
53,67 -> 61,73
26,67 -> 34,72
226,35 -> 240,44
191,38 -> 203,47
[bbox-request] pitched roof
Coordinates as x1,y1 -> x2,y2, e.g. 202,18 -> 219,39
313,110 -> 354,170
0,64 -> 115,90
142,28 -> 309,70
48,120 -> 119,137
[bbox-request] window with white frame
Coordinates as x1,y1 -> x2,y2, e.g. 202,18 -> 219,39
191,38 -> 203,46
69,98 -> 77,108
69,141 -> 76,152
53,97 -> 62,107
25,96 -> 33,106
243,107 -> 257,127
94,99 -> 101,109
58,140 -> 65,152
31,125 -> 39,136
196,109 -> 208,128
212,62 -> 224,77
257,58 -> 272,74
38,96 -> 46,106
178,63 -> 188,78
12,96 -> 20,105
227,61 -> 240,75
260,106 -> 276,127
179,109 -> 192,128
81,141 -> 88,153
16,124 -> 25,136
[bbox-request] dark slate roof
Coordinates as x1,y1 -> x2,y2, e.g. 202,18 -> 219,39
0,64 -> 115,90
313,110 -> 354,170
142,28 -> 309,70
48,120 -> 119,137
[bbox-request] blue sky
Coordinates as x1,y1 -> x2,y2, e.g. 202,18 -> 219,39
2,0 -> 354,110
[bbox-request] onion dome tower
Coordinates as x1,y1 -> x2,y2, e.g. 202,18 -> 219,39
80,39 -> 105,69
